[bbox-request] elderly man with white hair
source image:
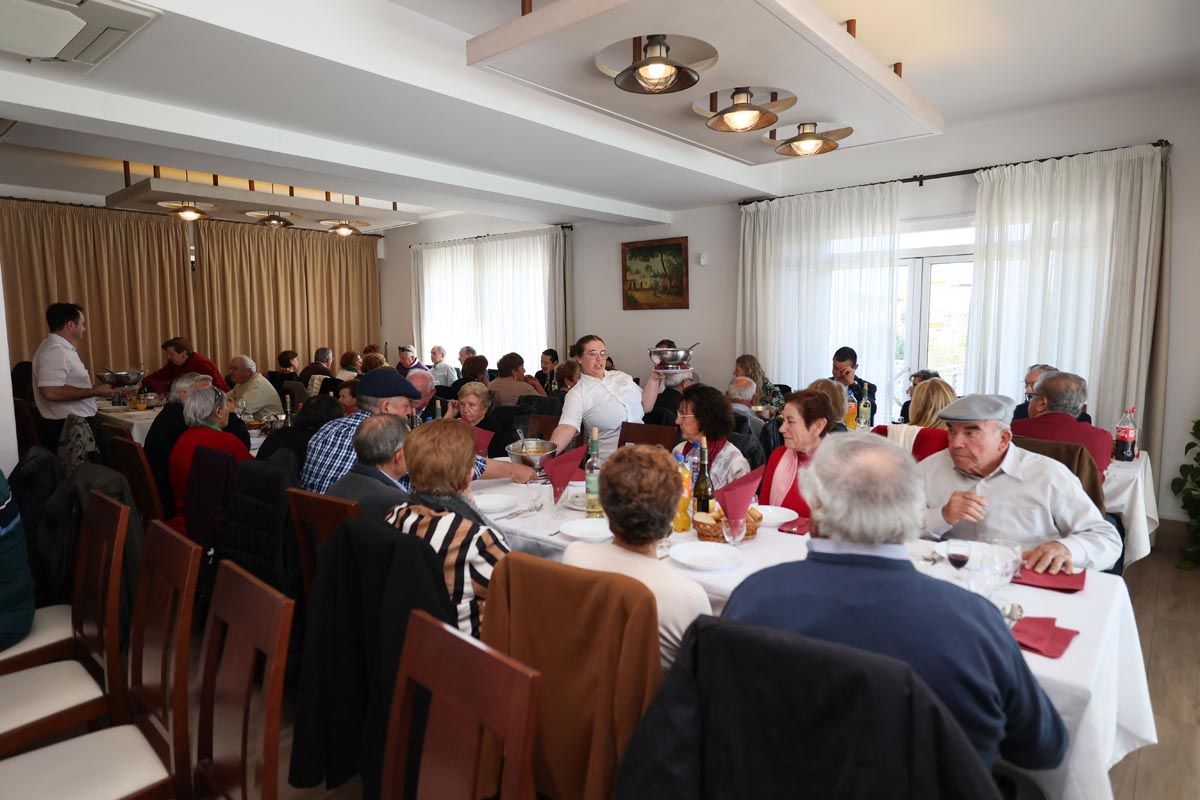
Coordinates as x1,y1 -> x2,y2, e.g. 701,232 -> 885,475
918,394 -> 1121,574
724,433 -> 1067,771
428,345 -> 458,387
726,375 -> 764,438
226,355 -> 283,416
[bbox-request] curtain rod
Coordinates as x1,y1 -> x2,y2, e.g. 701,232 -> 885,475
738,139 -> 1171,206
408,223 -> 572,249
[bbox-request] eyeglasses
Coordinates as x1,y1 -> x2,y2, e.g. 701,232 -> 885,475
584,350 -> 608,358
676,412 -> 696,419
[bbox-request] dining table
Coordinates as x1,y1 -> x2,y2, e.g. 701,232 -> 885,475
1103,451 -> 1159,567
472,478 -> 1156,800
95,400 -> 266,455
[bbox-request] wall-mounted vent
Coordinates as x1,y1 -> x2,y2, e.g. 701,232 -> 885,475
0,0 -> 156,72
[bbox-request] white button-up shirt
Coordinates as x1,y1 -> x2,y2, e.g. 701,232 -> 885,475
918,445 -> 1122,571
560,370 -> 644,457
32,333 -> 97,420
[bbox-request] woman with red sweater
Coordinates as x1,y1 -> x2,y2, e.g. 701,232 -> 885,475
761,390 -> 838,523
143,337 -> 229,395
168,384 -> 252,531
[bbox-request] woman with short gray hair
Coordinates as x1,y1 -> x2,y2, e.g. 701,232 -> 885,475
167,384 -> 252,529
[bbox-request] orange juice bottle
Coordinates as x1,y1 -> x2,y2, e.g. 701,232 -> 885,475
673,454 -> 692,532
844,400 -> 859,430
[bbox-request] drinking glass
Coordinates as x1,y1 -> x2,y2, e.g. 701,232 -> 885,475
947,539 -> 971,570
236,400 -> 248,419
722,515 -> 746,546
991,539 -> 1022,583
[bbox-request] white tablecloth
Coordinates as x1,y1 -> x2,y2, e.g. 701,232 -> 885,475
474,478 -> 1156,800
1103,452 -> 1159,566
96,406 -> 160,444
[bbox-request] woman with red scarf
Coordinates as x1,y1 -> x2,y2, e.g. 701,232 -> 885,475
761,390 -> 839,521
671,385 -> 749,489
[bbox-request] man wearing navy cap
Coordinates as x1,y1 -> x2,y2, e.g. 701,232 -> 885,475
917,393 -> 1120,574
301,368 -> 534,494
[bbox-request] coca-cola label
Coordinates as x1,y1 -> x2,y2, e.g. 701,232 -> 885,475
1115,426 -> 1136,442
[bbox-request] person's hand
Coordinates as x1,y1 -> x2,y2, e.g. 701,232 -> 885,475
509,463 -> 536,484
523,375 -> 541,388
93,384 -> 116,398
1023,541 -> 1073,574
941,491 -> 987,524
445,400 -> 459,419
647,370 -> 663,384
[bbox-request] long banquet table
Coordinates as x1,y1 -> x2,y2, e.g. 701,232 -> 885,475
96,402 -> 266,455
472,478 -> 1156,800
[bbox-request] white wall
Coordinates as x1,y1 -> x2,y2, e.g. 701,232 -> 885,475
0,271 -> 16,474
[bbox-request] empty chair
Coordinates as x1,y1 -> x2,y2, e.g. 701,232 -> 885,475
286,488 -> 363,604
381,610 -> 540,800
527,414 -> 560,441
616,421 -> 678,450
100,423 -> 134,444
0,492 -> 130,755
281,380 -> 310,409
194,562 -> 295,800
517,394 -> 562,416
109,437 -> 165,525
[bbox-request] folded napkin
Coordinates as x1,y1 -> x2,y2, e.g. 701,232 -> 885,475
1012,617 -> 1079,658
543,445 -> 586,503
473,426 -> 495,456
779,517 -> 811,535
714,466 -> 765,526
1012,567 -> 1086,593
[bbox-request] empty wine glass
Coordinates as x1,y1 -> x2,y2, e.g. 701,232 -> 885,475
722,515 -> 746,546
991,539 -> 1022,583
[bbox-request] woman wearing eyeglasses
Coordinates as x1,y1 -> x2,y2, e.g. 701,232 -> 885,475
167,384 -> 253,532
672,384 -> 749,489
549,334 -> 643,458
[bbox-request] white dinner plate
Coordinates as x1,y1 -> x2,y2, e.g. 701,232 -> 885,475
474,494 -> 518,515
564,491 -> 588,511
669,541 -> 745,571
752,505 -> 799,528
558,518 -> 613,542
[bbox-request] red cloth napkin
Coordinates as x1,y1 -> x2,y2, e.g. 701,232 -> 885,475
473,426 -> 495,456
1012,567 -> 1086,593
715,466 -> 765,527
543,445 -> 586,503
779,517 -> 811,535
1012,617 -> 1079,658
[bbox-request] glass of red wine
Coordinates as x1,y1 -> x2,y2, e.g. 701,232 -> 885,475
947,540 -> 972,571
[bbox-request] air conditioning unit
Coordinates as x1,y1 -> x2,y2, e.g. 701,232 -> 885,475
0,0 -> 157,71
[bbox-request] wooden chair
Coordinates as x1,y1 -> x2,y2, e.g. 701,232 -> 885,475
527,414 -> 560,441
0,492 -> 131,755
109,437 -> 166,523
381,610 -> 540,800
617,421 -> 679,450
101,422 -> 134,443
286,488 -> 363,605
0,522 -> 202,799
194,562 -> 295,800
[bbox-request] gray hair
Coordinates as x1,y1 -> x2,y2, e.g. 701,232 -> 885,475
431,345 -> 445,357
231,354 -> 256,374
315,347 -> 333,364
663,370 -> 692,389
460,346 -> 476,357
727,376 -> 757,402
168,372 -> 212,403
407,369 -> 434,393
1026,363 -> 1056,376
353,413 -> 408,466
801,434 -> 923,545
1034,370 -> 1087,417
182,385 -> 225,427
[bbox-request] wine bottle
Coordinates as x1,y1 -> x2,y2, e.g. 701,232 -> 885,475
585,427 -> 604,518
284,394 -> 293,428
692,436 -> 714,516
433,399 -> 443,419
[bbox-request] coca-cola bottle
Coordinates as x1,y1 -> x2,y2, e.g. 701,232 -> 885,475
1113,406 -> 1137,462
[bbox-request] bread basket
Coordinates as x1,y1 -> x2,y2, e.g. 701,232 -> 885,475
692,505 -> 762,543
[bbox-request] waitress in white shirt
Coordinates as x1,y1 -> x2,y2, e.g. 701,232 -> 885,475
549,335 -> 643,458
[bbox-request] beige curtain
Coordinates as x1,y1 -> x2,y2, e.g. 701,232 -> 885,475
192,220 -> 379,371
0,198 -> 192,375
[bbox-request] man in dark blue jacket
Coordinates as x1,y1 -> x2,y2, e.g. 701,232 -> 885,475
0,472 -> 35,650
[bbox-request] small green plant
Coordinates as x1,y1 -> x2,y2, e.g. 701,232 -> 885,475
1171,419 -> 1200,570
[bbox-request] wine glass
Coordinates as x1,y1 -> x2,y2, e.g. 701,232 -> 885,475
235,399 -> 248,420
947,540 -> 971,571
991,539 -> 1022,583
722,515 -> 747,546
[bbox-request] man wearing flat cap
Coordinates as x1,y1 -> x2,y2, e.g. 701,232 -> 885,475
917,393 -> 1121,574
301,368 -> 534,494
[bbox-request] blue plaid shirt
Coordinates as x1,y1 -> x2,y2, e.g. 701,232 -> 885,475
301,410 -> 487,494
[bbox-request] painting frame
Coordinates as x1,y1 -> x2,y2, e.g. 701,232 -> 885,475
620,236 -> 689,311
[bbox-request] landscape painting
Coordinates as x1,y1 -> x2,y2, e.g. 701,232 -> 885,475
621,236 -> 689,310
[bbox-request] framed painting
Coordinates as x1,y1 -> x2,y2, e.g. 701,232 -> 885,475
621,236 -> 689,311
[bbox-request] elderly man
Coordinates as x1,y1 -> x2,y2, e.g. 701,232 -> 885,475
428,346 -> 458,387
918,394 -> 1121,573
1012,371 -> 1111,475
396,345 -> 428,380
405,369 -> 438,422
1012,363 -> 1093,423
299,347 -> 334,393
301,368 -> 534,494
489,352 -> 546,406
726,376 -> 764,438
327,414 -> 411,520
724,434 -> 1067,770
227,355 -> 283,416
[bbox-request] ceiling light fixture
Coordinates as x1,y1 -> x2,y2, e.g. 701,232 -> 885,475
774,123 -> 853,157
258,213 -> 294,228
614,34 -> 698,94
706,87 -> 778,133
324,219 -> 361,237
167,201 -> 209,222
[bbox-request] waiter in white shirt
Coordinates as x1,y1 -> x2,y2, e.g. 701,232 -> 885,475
918,393 -> 1121,574
549,334 -> 643,458
31,303 -> 115,445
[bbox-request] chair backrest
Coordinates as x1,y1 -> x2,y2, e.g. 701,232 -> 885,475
195,562 -> 295,800
728,431 -> 767,470
73,491 -> 131,725
617,422 -> 679,450
527,414 -> 560,441
12,397 -> 40,457
434,384 -> 456,402
281,380 -> 310,407
641,407 -> 676,427
517,394 -> 563,416
101,422 -> 134,443
287,487 -> 363,604
130,522 -> 202,800
184,446 -> 238,550
1012,435 -> 1106,513
109,436 -> 165,523
319,376 -> 343,397
381,610 -> 540,800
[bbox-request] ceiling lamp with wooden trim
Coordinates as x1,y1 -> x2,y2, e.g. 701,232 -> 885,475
614,34 -> 698,94
773,123 -> 853,157
246,210 -> 296,228
158,200 -> 213,222
706,87 -> 778,133
322,219 -> 362,237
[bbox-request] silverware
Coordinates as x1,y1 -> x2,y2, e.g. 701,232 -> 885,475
1003,603 -> 1025,624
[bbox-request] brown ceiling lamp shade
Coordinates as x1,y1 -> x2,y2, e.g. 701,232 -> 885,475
614,34 -> 698,94
324,220 -> 362,237
258,213 -> 294,228
774,123 -> 853,157
167,201 -> 210,222
706,87 -> 778,133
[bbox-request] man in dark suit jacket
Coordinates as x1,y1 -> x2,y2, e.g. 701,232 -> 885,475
326,414 -> 410,522
831,346 -> 877,426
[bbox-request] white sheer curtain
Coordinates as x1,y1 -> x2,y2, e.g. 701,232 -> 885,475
411,227 -> 566,366
967,144 -> 1167,432
737,183 -> 900,413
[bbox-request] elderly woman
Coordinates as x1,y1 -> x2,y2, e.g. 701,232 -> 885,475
549,334 -> 643,458
806,379 -> 849,433
760,390 -> 838,522
167,385 -> 252,530
445,381 -> 518,459
550,360 -> 581,402
336,351 -> 362,381
563,445 -> 711,669
734,354 -> 784,412
337,378 -> 359,415
448,355 -> 489,397
871,378 -> 954,461
361,352 -> 389,372
385,419 -> 510,637
144,336 -> 228,395
672,385 -> 750,489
